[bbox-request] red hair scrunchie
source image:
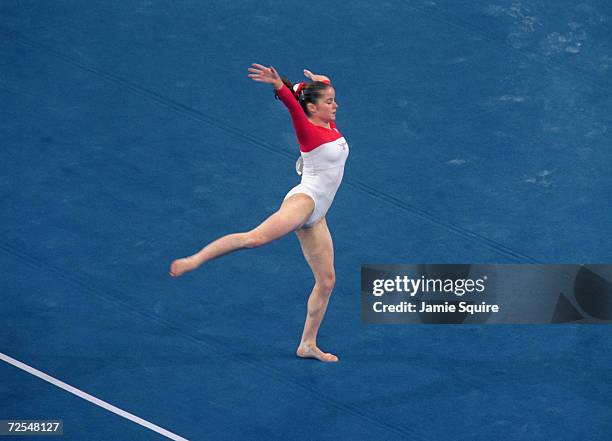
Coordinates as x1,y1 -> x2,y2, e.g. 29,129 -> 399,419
292,82 -> 307,100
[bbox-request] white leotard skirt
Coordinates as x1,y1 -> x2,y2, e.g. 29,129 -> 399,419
284,137 -> 349,228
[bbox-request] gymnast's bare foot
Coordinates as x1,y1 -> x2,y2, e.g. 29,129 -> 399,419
296,343 -> 339,362
169,257 -> 197,278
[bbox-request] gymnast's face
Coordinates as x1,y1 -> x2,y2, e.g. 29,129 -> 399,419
308,87 -> 337,123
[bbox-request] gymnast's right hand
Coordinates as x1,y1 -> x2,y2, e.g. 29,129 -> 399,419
248,63 -> 283,90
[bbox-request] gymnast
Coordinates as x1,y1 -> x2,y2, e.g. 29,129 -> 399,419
170,64 -> 349,362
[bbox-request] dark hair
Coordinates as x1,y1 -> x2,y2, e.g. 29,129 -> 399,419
277,77 -> 331,116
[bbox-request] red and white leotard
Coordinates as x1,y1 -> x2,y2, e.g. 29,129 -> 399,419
277,83 -> 349,228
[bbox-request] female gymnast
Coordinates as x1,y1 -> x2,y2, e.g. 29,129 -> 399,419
170,63 -> 348,362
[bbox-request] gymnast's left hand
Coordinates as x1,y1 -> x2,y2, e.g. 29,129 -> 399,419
303,69 -> 330,83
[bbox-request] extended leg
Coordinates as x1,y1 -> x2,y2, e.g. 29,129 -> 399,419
170,194 -> 314,277
295,218 -> 338,362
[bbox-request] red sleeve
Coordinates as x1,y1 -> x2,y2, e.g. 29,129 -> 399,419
276,84 -> 312,146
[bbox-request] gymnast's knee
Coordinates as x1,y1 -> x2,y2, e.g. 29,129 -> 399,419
318,272 -> 336,294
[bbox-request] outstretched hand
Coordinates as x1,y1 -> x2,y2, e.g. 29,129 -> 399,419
303,69 -> 330,83
248,63 -> 283,89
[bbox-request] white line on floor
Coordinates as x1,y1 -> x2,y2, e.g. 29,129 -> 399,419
0,351 -> 190,441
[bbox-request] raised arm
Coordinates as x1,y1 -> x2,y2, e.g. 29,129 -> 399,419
248,63 -> 311,140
